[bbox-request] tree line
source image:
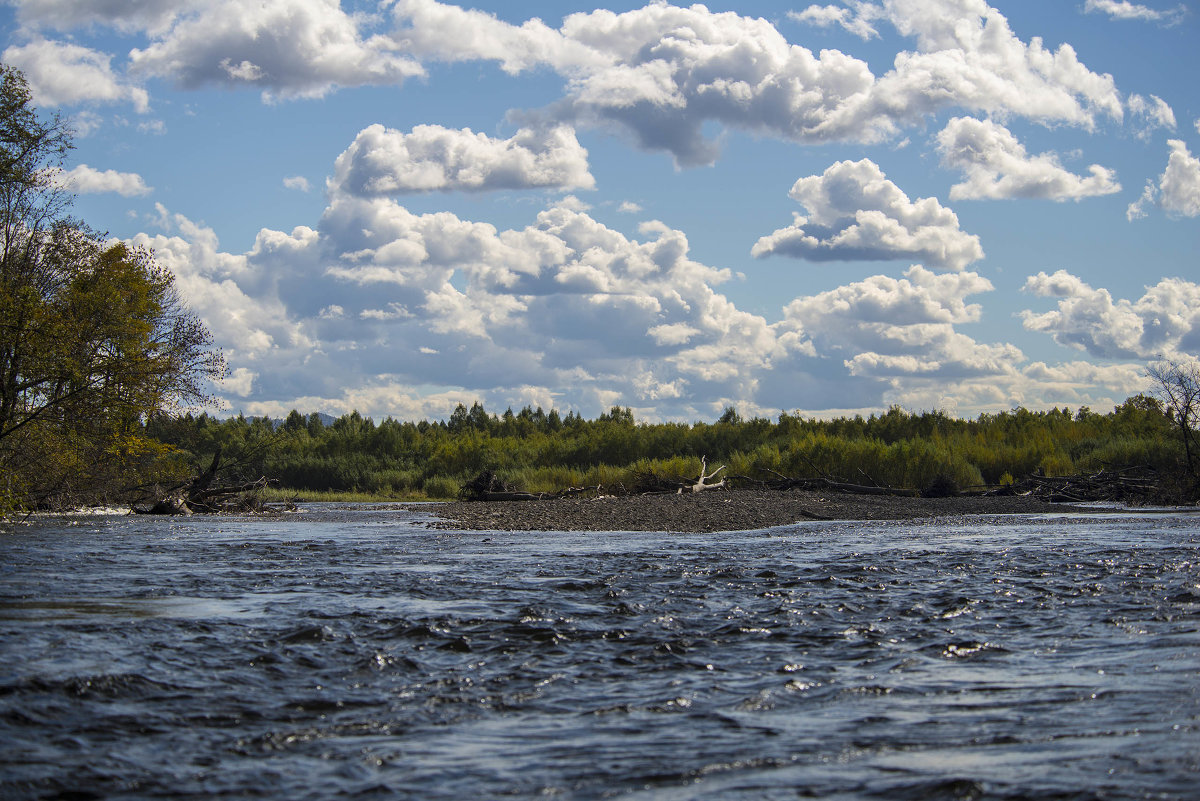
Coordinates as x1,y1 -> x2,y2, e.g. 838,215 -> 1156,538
141,394 -> 1193,502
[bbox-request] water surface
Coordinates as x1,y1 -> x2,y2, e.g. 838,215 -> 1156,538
2,506 -> 1198,799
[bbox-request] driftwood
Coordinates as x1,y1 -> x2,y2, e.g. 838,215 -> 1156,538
134,449 -> 277,514
628,457 -> 728,495
993,466 -> 1172,504
682,456 -> 726,493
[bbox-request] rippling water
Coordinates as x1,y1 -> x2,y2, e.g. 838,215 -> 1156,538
2,505 -> 1199,799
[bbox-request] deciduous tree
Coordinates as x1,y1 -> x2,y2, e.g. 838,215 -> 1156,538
0,65 -> 225,509
1148,359 -> 1200,475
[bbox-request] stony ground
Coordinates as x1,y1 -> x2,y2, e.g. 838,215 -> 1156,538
405,488 -> 1087,533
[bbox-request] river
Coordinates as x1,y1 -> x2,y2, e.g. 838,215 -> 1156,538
2,505 -> 1198,799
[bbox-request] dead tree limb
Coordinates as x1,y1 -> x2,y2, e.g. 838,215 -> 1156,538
134,447 -> 278,514
998,466 -> 1175,504
681,456 -> 726,494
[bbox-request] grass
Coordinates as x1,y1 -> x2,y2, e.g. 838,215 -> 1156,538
258,486 -> 437,503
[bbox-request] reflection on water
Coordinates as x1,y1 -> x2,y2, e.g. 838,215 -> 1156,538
2,505 -> 1199,799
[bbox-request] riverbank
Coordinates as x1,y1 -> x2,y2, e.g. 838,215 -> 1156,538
411,488 -> 1098,532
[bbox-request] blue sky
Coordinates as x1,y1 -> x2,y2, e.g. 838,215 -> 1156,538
4,0 -> 1198,422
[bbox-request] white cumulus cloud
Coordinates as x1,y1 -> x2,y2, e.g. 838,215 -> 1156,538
138,187 -> 791,420
129,0 -> 424,101
8,0 -> 185,35
778,265 -> 1018,380
1021,270 -> 1200,359
55,164 -> 153,196
330,124 -> 594,195
752,158 -> 984,271
874,0 -> 1123,130
936,117 -> 1120,201
1128,139 -> 1200,219
2,39 -> 149,112
1159,139 -> 1200,217
886,359 -> 1148,419
127,204 -> 315,364
223,367 -> 257,397
393,0 -> 1122,166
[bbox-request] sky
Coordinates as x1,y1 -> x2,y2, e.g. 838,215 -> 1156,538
3,0 -> 1199,423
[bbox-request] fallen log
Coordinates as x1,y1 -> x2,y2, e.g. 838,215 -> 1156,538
186,476 -> 276,513
134,450 -> 277,514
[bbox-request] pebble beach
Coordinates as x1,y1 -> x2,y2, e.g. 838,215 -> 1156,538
414,488 -> 1089,533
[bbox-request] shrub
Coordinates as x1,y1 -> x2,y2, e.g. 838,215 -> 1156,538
422,476 -> 460,499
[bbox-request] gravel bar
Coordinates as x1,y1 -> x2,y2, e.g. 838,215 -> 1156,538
409,488 -> 1089,533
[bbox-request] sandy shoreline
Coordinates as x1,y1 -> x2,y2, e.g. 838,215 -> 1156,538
408,487 -> 1097,533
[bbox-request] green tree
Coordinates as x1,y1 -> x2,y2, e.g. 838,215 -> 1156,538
282,409 -> 307,433
717,406 -> 742,425
0,65 -> 224,509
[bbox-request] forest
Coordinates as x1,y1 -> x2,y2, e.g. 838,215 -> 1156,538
131,393 -> 1194,506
